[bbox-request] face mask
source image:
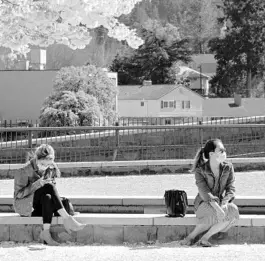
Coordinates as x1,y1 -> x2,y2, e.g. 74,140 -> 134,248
37,159 -> 54,171
216,152 -> 226,163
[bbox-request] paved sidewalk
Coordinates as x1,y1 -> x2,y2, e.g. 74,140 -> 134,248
0,241 -> 265,261
1,171 -> 265,196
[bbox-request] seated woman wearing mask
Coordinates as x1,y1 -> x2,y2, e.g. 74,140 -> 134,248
13,144 -> 85,246
180,139 -> 239,247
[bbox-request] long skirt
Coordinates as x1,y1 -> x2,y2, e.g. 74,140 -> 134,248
195,202 -> 239,226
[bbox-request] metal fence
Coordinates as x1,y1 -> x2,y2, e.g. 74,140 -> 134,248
1,115 -> 265,128
1,124 -> 265,164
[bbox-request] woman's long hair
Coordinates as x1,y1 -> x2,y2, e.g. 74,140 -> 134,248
191,139 -> 222,172
26,144 -> 55,162
26,144 -> 60,178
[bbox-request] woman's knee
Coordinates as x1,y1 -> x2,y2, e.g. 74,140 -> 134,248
42,183 -> 56,193
42,193 -> 52,202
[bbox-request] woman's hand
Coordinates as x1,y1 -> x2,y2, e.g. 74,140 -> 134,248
208,194 -> 220,204
39,177 -> 53,187
221,203 -> 228,213
210,201 -> 225,221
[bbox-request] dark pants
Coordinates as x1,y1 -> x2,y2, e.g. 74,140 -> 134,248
31,183 -> 64,223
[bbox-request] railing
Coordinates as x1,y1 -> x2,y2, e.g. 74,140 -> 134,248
1,115 -> 265,128
1,124 -> 265,164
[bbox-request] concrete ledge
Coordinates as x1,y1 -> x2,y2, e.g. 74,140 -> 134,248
0,213 -> 263,227
1,196 -> 265,215
1,213 -> 265,244
1,195 -> 265,207
1,157 -> 265,170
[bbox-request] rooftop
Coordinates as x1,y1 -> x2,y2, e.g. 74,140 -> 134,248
203,98 -> 265,117
118,84 -> 205,100
118,84 -> 178,100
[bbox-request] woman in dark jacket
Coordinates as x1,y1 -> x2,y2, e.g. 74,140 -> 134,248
13,144 -> 85,246
180,139 -> 239,247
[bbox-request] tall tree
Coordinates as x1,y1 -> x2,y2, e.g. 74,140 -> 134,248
40,65 -> 118,126
110,20 -> 191,85
209,0 -> 265,97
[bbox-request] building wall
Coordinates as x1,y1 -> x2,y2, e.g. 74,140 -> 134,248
0,71 -> 57,121
0,70 -> 117,122
118,86 -> 204,118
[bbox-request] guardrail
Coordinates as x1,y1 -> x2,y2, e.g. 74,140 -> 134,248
0,124 -> 265,163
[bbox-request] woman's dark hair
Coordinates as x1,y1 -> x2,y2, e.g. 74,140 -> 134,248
191,139 -> 222,172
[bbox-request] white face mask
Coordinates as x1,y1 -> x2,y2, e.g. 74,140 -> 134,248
215,151 -> 226,163
37,159 -> 54,172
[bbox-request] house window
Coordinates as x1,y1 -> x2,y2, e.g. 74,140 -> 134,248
182,101 -> 191,109
161,100 -> 177,109
169,101 -> 174,108
165,119 -> 171,125
141,101 -> 144,106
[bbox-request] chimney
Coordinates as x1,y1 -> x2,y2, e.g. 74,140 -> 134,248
30,49 -> 46,70
143,80 -> 152,86
234,93 -> 242,106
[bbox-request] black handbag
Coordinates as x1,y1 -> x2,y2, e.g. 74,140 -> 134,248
164,189 -> 188,217
61,197 -> 75,216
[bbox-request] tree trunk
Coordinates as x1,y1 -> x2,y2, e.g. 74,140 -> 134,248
246,68 -> 252,97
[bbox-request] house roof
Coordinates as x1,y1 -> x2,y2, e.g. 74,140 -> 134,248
191,54 -> 217,65
189,54 -> 217,77
118,84 -> 205,100
203,98 -> 265,117
178,66 -> 210,79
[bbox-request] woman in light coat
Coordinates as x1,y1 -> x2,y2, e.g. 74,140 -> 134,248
181,138 -> 239,247
14,144 -> 85,245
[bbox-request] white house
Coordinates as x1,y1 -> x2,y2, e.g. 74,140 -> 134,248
118,81 -> 205,120
177,66 -> 210,97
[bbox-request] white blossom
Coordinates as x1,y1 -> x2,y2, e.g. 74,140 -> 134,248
0,0 -> 144,56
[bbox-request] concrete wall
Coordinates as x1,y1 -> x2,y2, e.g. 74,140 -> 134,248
0,70 -> 117,122
0,71 -> 56,121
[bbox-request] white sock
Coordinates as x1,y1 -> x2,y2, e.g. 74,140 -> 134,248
57,208 -> 69,219
43,224 -> 51,230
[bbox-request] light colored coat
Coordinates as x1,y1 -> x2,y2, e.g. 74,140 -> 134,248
13,159 -> 60,217
193,161 -> 236,211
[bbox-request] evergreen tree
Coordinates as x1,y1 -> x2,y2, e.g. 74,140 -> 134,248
110,20 -> 191,85
209,0 -> 265,97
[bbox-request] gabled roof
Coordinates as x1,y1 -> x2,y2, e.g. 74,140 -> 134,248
203,98 -> 265,117
118,84 -> 177,100
191,54 -> 217,65
118,84 -> 205,100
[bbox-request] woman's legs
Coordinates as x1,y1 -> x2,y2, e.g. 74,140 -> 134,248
33,190 -> 60,246
180,224 -> 210,245
199,220 -> 231,243
33,183 -> 85,235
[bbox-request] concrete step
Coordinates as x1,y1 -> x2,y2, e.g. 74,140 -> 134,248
1,196 -> 265,214
1,213 -> 265,245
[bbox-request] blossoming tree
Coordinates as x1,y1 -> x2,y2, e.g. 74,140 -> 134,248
0,0 -> 144,57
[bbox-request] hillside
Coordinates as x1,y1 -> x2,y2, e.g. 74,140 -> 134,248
0,0 -> 223,70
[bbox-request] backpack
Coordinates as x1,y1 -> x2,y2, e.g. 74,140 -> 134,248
164,189 -> 188,217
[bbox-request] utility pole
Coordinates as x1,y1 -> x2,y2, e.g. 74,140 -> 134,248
198,65 -> 203,95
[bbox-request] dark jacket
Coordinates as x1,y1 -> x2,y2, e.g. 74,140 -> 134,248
13,159 -> 60,216
193,160 -> 236,211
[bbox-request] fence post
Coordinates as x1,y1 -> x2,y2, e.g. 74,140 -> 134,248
199,121 -> 203,147
112,122 -> 120,161
28,129 -> 32,149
